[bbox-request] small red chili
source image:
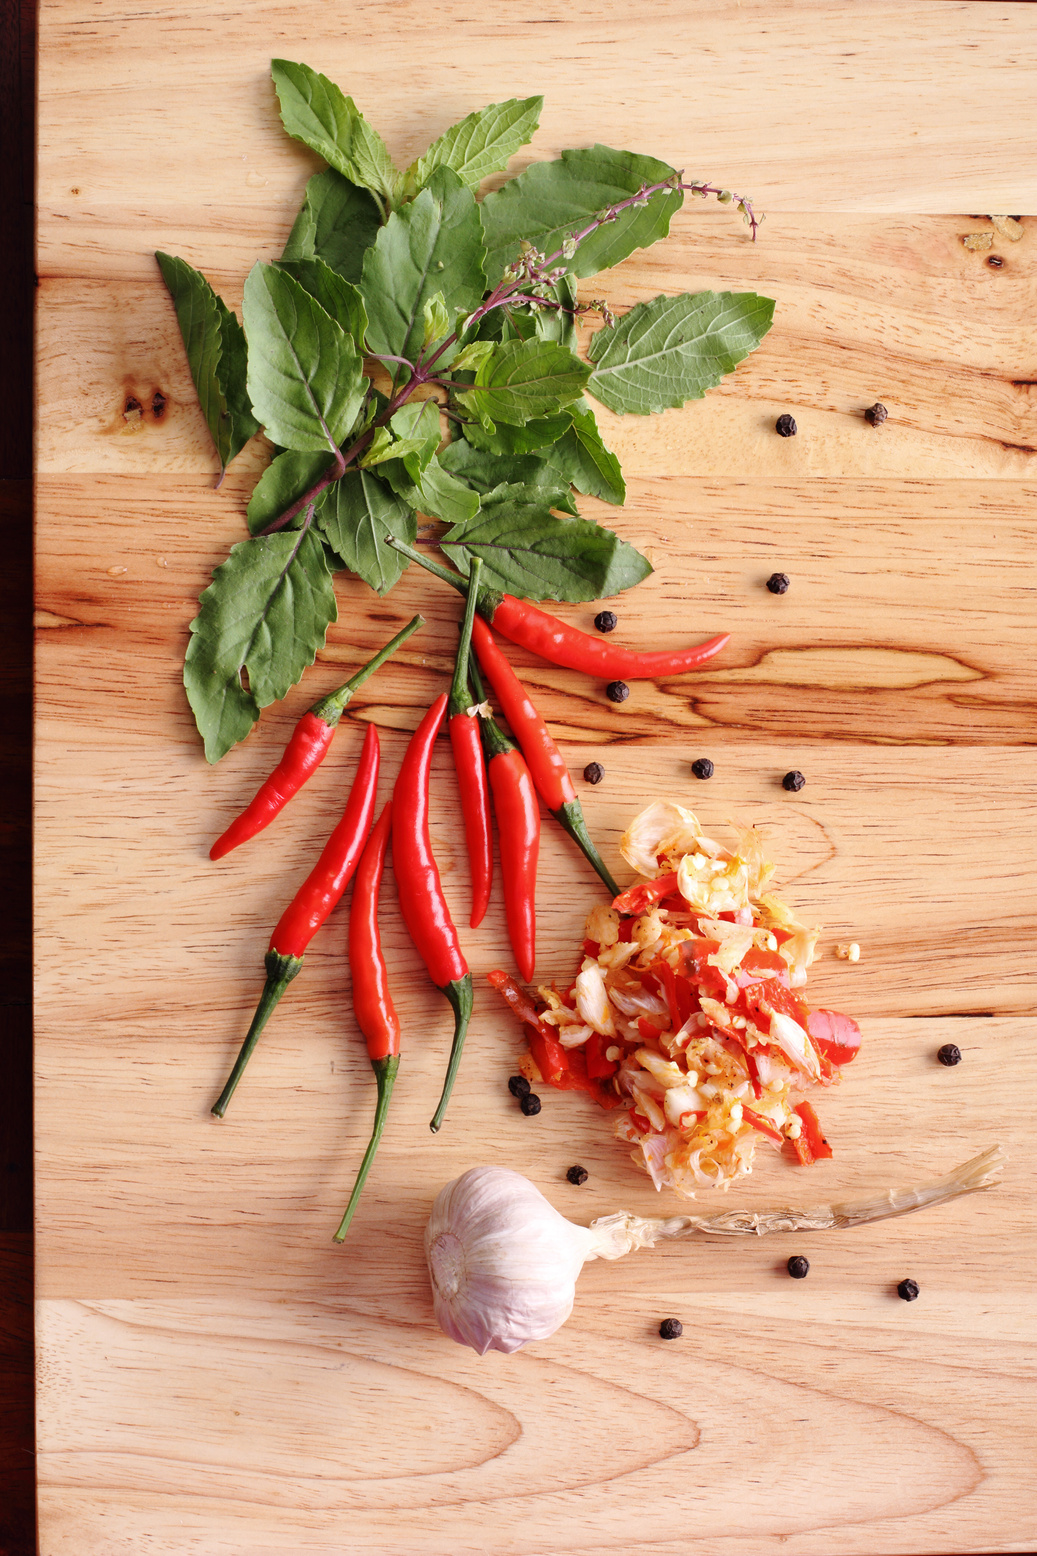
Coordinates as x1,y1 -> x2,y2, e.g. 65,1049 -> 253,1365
392,694 -> 473,1133
334,800 -> 400,1243
211,721 -> 380,1118
469,654 -> 539,982
389,540 -> 729,681
471,617 -> 619,897
448,560 -> 493,928
209,616 -> 422,860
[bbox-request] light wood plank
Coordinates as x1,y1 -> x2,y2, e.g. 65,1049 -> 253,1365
37,0 -> 1037,285
34,474 -> 1037,745
36,210 -> 1037,481
34,1025 -> 1034,1552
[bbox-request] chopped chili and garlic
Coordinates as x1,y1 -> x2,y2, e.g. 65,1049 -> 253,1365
497,800 -> 862,1198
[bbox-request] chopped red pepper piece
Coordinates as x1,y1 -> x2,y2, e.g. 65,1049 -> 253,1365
584,1032 -> 618,1079
807,1009 -> 862,1066
789,1100 -> 833,1165
627,1107 -> 651,1135
612,873 -> 679,914
742,1105 -> 784,1144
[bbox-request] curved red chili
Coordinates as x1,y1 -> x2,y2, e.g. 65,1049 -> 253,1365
334,800 -> 400,1243
448,559 -> 492,928
211,721 -> 380,1118
472,618 -> 619,898
488,594 -> 729,680
209,615 -> 423,860
388,539 -> 728,680
392,694 -> 473,1132
469,656 -> 539,983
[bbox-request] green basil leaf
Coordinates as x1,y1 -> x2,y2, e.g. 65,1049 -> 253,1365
452,340 -> 495,372
441,493 -> 651,601
184,527 -> 337,763
358,425 -> 432,470
389,398 -> 442,477
438,441 -> 578,512
461,411 -> 571,455
246,450 -> 334,535
156,252 -> 259,475
454,339 -> 589,426
271,60 -> 397,206
360,167 -> 487,377
315,470 -> 416,594
274,258 -> 368,350
422,290 -> 451,348
549,398 -> 626,504
409,96 -> 543,190
381,454 -> 481,526
587,290 -> 775,415
280,169 -> 382,285
243,262 -> 367,452
480,146 -> 682,282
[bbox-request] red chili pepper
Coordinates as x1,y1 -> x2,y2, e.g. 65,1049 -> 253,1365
471,617 -> 619,897
447,560 -> 493,928
390,539 -> 728,680
211,721 -> 380,1118
209,616 -> 423,860
334,801 -> 400,1242
807,1009 -> 862,1066
742,1105 -> 783,1144
468,653 -> 539,982
392,693 -> 473,1133
789,1100 -> 834,1165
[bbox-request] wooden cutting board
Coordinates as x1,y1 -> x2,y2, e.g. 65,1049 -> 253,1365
34,3 -> 1037,1552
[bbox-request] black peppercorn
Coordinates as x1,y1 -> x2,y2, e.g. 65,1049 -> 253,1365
782,770 -> 806,792
775,413 -> 797,437
937,1043 -> 962,1067
566,1165 -> 589,1186
766,572 -> 790,594
508,1074 -> 531,1099
787,1255 -> 810,1279
583,761 -> 604,785
691,757 -> 714,780
519,1092 -> 542,1116
605,680 -> 630,703
897,1279 -> 920,1302
658,1318 -> 683,1340
594,610 -> 618,633
987,254 -> 1004,269
865,402 -> 888,426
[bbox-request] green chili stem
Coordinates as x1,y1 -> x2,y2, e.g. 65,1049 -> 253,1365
430,974 -> 475,1133
333,1055 -> 400,1242
310,615 -> 425,726
551,799 -> 621,898
448,560 -> 483,718
211,950 -> 304,1118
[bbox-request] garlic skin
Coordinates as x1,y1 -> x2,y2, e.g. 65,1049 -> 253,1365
424,1166 -> 595,1354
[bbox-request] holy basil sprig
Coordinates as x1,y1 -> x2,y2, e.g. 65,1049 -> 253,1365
161,59 -> 772,762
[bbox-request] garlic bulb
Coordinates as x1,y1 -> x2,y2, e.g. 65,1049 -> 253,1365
425,1167 -> 596,1354
425,1147 -> 1005,1355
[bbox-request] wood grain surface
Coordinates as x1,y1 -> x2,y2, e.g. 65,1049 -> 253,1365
35,3 -> 1037,1553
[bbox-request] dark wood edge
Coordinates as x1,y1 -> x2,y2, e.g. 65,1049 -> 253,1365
1,0 -> 36,1551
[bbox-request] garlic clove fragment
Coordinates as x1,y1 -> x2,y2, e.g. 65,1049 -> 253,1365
424,1166 -> 595,1354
